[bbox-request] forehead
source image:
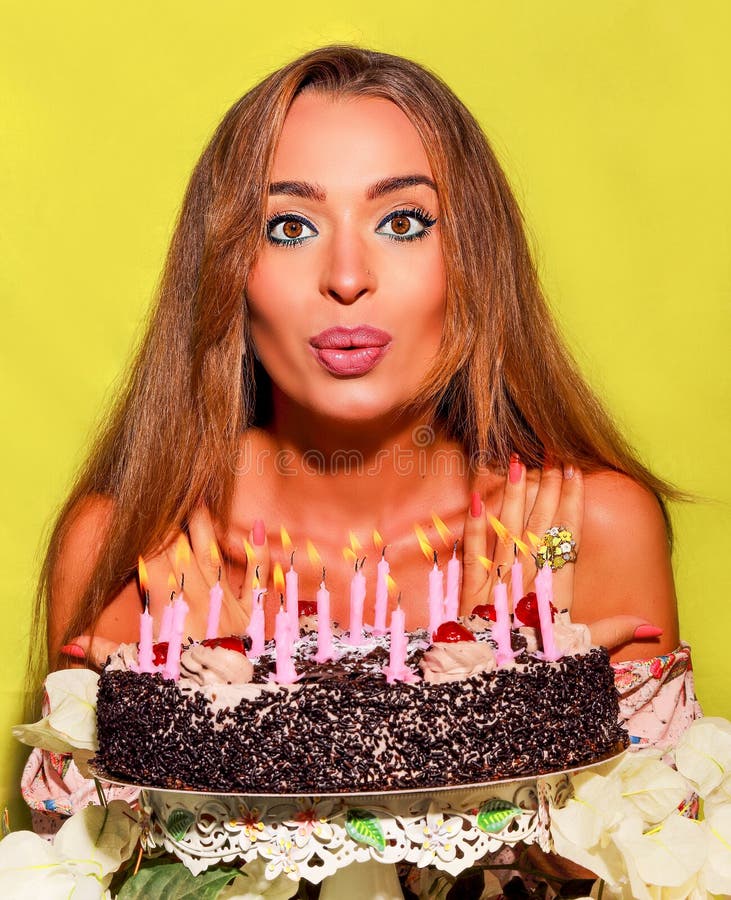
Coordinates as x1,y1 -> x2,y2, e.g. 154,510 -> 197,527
271,92 -> 434,186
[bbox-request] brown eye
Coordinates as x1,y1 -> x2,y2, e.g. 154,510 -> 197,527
282,220 -> 303,239
391,216 -> 411,235
267,215 -> 317,245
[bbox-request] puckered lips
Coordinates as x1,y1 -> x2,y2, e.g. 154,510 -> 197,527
309,325 -> 393,376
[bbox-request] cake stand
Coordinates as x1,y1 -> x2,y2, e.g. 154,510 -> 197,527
96,757 -> 621,899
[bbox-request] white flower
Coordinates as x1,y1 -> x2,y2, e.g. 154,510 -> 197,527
612,813 -> 707,898
409,803 -> 463,866
673,717 -> 731,797
698,801 -> 731,895
0,800 -> 139,899
13,669 -> 99,753
219,857 -> 300,899
613,753 -> 689,824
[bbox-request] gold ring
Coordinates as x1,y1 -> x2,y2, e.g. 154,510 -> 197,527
536,526 -> 577,570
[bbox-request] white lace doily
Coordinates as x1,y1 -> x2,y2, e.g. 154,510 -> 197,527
138,773 -> 575,882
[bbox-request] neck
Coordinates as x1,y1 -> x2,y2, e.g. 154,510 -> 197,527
255,391 -> 472,533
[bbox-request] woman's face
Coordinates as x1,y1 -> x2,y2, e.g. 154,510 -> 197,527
246,91 -> 446,428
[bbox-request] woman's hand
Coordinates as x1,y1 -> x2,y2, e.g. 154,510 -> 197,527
461,457 -> 583,614
461,458 -> 662,652
62,508 -> 271,669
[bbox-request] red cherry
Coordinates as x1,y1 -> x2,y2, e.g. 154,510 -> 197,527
201,636 -> 247,654
152,642 -> 168,666
515,592 -> 557,628
433,621 -> 476,643
471,603 -> 497,622
298,600 -> 318,617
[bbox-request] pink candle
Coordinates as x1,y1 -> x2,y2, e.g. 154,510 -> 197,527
444,542 -> 460,621
247,582 -> 266,657
315,571 -> 333,663
136,558 -> 155,672
492,579 -> 513,666
384,600 -> 417,683
138,608 -> 155,672
535,564 -> 561,661
346,559 -> 366,646
163,590 -> 189,680
285,554 -> 299,639
274,599 -> 298,684
205,580 -> 224,640
511,551 -> 525,626
428,553 -> 444,636
373,548 -> 390,636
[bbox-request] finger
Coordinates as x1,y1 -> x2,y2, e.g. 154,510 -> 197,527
188,506 -> 231,592
524,461 -> 563,540
589,616 -> 662,652
493,453 -> 528,575
460,491 -> 491,615
243,518 -> 270,597
549,465 -> 584,613
62,635 -> 120,670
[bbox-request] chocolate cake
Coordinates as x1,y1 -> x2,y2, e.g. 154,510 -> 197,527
94,619 -> 628,793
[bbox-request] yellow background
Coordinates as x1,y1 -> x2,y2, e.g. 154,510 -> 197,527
2,1 -> 729,825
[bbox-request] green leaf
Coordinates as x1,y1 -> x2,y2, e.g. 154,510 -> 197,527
345,808 -> 386,852
476,798 -> 523,834
166,809 -> 196,842
116,861 -> 237,899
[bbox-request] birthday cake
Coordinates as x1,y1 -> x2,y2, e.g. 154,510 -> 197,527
94,608 -> 628,793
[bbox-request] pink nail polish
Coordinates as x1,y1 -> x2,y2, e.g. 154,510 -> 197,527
60,643 -> 86,659
564,464 -> 575,480
470,491 -> 482,518
252,519 -> 266,546
509,453 -> 522,484
634,624 -> 663,639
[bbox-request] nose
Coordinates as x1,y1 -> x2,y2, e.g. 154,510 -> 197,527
320,229 -> 375,305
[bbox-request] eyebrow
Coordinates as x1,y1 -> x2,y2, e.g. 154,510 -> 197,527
268,174 -> 437,203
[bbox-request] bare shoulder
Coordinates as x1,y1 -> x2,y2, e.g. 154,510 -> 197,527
574,470 -> 680,658
582,470 -> 668,537
48,494 -> 116,659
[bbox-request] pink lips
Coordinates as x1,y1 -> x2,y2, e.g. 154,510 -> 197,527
309,326 -> 392,376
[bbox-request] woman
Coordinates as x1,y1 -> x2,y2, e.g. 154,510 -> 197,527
25,46 -> 698,857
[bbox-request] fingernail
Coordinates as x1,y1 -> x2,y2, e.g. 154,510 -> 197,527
563,464 -> 575,480
634,624 -> 663,639
60,643 -> 86,659
509,453 -> 522,484
252,518 -> 266,546
470,491 -> 482,518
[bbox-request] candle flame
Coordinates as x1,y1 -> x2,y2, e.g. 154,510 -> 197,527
137,556 -> 149,592
386,574 -> 397,596
242,538 -> 256,568
209,540 -> 221,567
488,515 -> 512,548
167,571 -> 178,592
175,534 -> 191,570
280,525 -> 293,557
478,556 -> 493,571
431,511 -> 453,547
526,530 -> 541,549
372,529 -> 383,553
306,539 -> 322,571
348,530 -> 362,552
414,524 -> 434,563
343,546 -> 357,566
273,562 -> 285,596
513,536 -> 530,558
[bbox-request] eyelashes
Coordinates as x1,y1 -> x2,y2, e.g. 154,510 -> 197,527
265,207 -> 438,247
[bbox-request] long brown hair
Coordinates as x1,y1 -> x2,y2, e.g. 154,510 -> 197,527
31,45 -> 680,689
